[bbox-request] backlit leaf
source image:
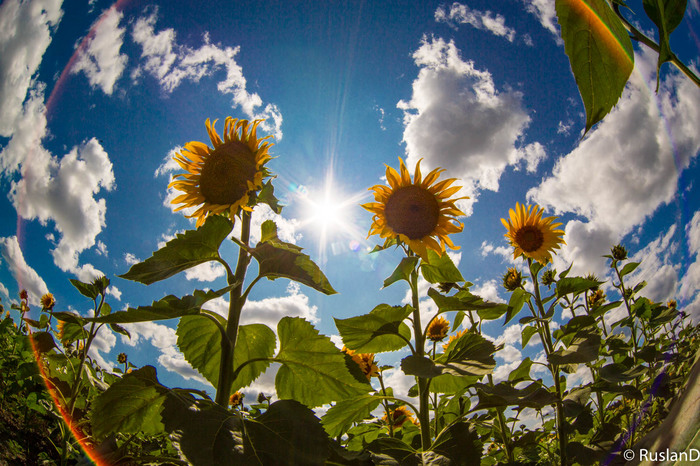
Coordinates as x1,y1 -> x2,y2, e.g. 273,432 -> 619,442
383,256 -> 419,288
420,249 -> 464,284
335,304 -> 412,353
321,395 -> 382,438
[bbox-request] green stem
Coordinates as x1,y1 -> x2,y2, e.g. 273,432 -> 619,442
409,263 -> 432,455
489,374 -> 514,463
215,211 -> 252,406
378,373 -> 395,438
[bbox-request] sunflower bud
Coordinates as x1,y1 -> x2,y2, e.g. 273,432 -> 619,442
502,267 -> 523,291
19,289 -> 28,301
257,392 -> 269,404
667,300 -> 677,309
611,244 -> 627,261
541,269 -> 556,287
587,289 -> 606,308
117,352 -> 127,364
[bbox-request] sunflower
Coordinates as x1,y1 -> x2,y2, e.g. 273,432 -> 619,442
41,293 -> 55,310
229,391 -> 244,409
169,117 -> 274,227
362,158 -> 467,260
426,316 -> 450,342
501,203 -> 565,265
342,346 -> 379,380
383,405 -> 417,429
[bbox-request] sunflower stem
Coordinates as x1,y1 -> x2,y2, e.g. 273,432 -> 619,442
215,211 -> 252,407
409,262 -> 432,457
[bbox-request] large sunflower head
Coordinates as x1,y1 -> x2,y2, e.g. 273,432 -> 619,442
169,117 -> 273,227
362,158 -> 467,260
501,203 -> 565,264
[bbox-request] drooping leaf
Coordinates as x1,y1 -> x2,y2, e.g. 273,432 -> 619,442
50,311 -> 86,325
335,304 -> 412,353
643,0 -> 687,88
508,357 -> 534,383
403,332 -> 496,378
427,287 -> 508,321
256,179 -> 284,214
177,315 -> 224,387
243,400 -> 330,465
556,277 -> 603,298
321,395 -> 382,438
119,215 -> 233,285
504,288 -> 528,325
619,261 -> 640,278
70,278 -> 100,300
30,331 -> 56,353
556,0 -> 634,132
476,381 -> 558,410
87,286 -> 236,324
383,256 -> 419,288
521,325 -> 540,347
91,366 -> 167,440
252,222 -> 336,295
420,250 -> 464,284
599,363 -> 646,383
548,328 -> 601,365
275,317 -> 370,407
231,324 -> 276,392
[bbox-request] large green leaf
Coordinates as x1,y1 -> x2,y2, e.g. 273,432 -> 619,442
243,400 -> 330,465
177,315 -> 223,387
476,381 -> 558,410
556,277 -> 603,298
321,395 -> 382,438
365,437 -> 419,466
119,215 -> 233,285
86,286 -> 235,324
643,0 -> 687,87
231,324 -> 276,392
548,328 -> 601,365
556,0 -> 634,132
403,331 -> 496,378
427,287 -> 508,322
430,422 -> 482,465
91,366 -> 167,440
334,304 -> 412,353
275,317 -> 370,407
252,221 -> 336,295
420,249 -> 464,284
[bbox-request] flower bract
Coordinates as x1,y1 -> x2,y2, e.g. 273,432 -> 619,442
362,158 -> 467,260
501,203 -> 565,264
169,117 -> 273,227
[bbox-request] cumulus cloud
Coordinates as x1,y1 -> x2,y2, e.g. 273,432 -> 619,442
519,0 -> 560,40
398,36 -> 531,215
0,84 -> 48,173
531,49 -> 700,276
131,8 -> 282,139
0,236 -> 49,305
679,211 -> 700,322
10,137 -> 115,281
184,261 -> 226,282
435,3 -> 516,42
0,0 -> 62,137
70,6 -> 128,95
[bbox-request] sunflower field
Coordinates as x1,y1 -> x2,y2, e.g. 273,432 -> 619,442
2,0 -> 700,465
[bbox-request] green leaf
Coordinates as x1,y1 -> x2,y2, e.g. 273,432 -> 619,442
30,332 -> 56,353
160,391 -> 243,465
70,278 -> 100,300
243,400 -> 330,465
275,317 -> 370,407
256,179 -> 284,214
619,261 -> 640,278
366,438 -> 418,466
119,215 -> 233,285
556,277 -> 603,298
231,324 -> 276,392
252,226 -> 336,295
521,325 -> 539,347
321,394 -> 382,438
177,315 -> 223,386
403,332 -> 496,378
427,287 -> 508,321
504,288 -> 527,325
335,304 -> 412,353
599,363 -> 646,383
548,329 -> 601,365
420,249 -> 464,284
643,0 -> 687,88
430,422 -> 483,465
508,357 -> 533,382
383,256 -> 419,288
556,0 -> 634,132
50,311 -> 86,325
91,366 -> 167,440
88,286 -> 235,324
476,381 -> 558,410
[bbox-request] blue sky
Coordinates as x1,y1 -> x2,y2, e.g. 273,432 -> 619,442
1,0 -> 700,400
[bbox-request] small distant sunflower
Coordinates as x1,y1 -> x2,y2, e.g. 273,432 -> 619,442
343,347 -> 379,380
426,316 -> 450,342
117,352 -> 127,364
383,405 -> 417,429
41,293 -> 55,310
362,158 -> 467,260
501,203 -> 565,264
229,391 -> 244,409
442,329 -> 467,351
169,117 -> 274,227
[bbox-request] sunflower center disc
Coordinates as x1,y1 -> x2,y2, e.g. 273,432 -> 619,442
199,141 -> 257,205
384,185 -> 440,239
515,225 -> 544,252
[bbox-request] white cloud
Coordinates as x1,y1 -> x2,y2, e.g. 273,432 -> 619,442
435,3 -> 516,42
184,261 -> 226,282
70,6 -> 127,95
496,344 -> 522,364
0,0 -> 62,137
10,137 -> 115,281
106,285 -> 122,301
679,211 -> 700,322
124,252 -> 139,265
131,8 -> 282,139
520,0 -> 560,40
95,240 -> 108,256
627,226 -> 678,303
0,282 -> 8,298
529,48 -> 700,244
0,236 -> 49,306
0,84 -> 48,173
517,142 -> 547,173
88,321 -> 117,370
398,36 -> 531,215
471,279 -> 504,304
